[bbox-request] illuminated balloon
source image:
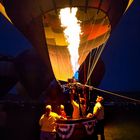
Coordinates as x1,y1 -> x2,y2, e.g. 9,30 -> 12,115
1,0 -> 133,82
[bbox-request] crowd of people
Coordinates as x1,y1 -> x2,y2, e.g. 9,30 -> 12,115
39,79 -> 105,140
39,104 -> 67,140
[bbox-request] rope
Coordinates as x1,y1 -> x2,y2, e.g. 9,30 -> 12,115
85,36 -> 109,84
92,87 -> 140,104
60,81 -> 140,104
87,52 -> 92,80
79,7 -> 99,64
85,14 -> 111,84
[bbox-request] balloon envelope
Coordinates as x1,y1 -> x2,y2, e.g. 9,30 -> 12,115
1,0 -> 133,82
14,48 -> 54,99
43,7 -> 110,81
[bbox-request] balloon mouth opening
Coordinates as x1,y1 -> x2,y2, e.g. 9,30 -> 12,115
42,7 -> 111,81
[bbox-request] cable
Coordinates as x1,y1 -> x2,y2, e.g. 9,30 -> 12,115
92,86 -> 140,104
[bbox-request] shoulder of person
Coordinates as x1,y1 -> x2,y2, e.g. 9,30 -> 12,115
51,112 -> 61,118
40,114 -> 45,120
72,100 -> 79,106
96,102 -> 102,107
51,112 -> 58,116
51,112 -> 60,118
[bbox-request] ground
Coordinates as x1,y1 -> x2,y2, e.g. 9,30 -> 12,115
104,104 -> 140,140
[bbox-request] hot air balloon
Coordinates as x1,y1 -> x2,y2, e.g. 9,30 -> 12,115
0,1 -> 134,140
14,48 -> 54,99
0,0 -> 133,83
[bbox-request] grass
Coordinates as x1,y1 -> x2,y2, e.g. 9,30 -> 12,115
104,104 -> 140,140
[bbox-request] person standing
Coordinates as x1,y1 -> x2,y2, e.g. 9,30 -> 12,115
93,96 -> 105,140
39,105 -> 61,140
70,89 -> 87,119
70,88 -> 80,119
59,104 -> 67,119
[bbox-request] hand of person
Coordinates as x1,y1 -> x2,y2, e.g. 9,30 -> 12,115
86,113 -> 93,118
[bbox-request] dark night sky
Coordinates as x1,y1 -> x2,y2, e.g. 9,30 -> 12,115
0,0 -> 140,94
99,0 -> 140,93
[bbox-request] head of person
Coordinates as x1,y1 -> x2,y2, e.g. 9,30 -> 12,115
96,96 -> 104,103
60,104 -> 64,111
45,105 -> 52,116
80,98 -> 86,105
72,77 -> 77,83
